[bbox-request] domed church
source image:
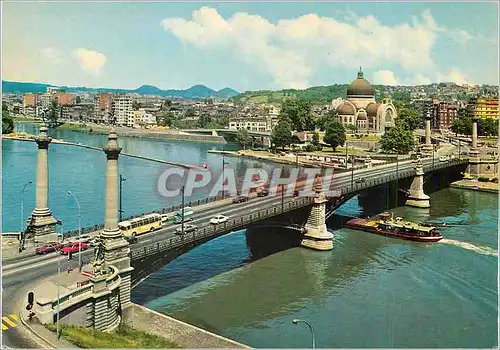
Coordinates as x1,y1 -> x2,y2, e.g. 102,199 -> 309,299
334,68 -> 397,134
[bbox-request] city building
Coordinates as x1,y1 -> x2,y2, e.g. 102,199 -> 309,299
93,93 -> 114,124
23,93 -> 38,107
434,101 -> 458,130
133,109 -> 156,127
411,98 -> 434,127
113,96 -> 133,126
229,117 -> 271,132
473,97 -> 499,120
334,68 -> 397,133
57,92 -> 73,106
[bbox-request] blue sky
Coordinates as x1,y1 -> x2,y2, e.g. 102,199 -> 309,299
2,2 -> 498,92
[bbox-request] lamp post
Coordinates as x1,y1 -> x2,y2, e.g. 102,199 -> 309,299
119,175 -> 126,222
67,191 -> 82,271
392,149 -> 399,206
181,186 -> 185,236
345,142 -> 349,169
458,139 -> 461,160
280,183 -> 285,212
45,242 -> 62,339
432,145 -> 435,170
292,319 -> 316,349
351,154 -> 354,192
20,181 -> 33,251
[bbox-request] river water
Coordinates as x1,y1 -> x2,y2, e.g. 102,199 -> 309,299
3,123 -> 498,348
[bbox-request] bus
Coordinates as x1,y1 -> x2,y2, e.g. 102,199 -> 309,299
171,207 -> 195,224
118,213 -> 162,239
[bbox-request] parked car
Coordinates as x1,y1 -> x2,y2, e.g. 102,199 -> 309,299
232,195 -> 249,204
210,215 -> 229,225
60,242 -> 88,255
161,214 -> 170,224
35,242 -> 62,254
78,234 -> 92,243
175,224 -> 198,235
257,189 -> 269,197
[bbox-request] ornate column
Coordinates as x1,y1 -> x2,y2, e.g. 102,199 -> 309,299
421,114 -> 433,154
405,156 -> 430,208
30,123 -> 58,245
301,176 -> 333,251
99,129 -> 133,305
465,117 -> 480,178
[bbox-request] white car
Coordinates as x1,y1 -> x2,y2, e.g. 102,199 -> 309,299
210,215 -> 229,225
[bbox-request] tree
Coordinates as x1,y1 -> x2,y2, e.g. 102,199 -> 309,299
47,100 -> 59,127
271,118 -> 293,150
451,116 -> 473,136
132,101 -> 140,111
380,126 -> 414,154
197,114 -> 212,128
311,131 -> 320,147
396,107 -> 420,131
280,99 -> 314,131
235,129 -> 252,149
323,119 -> 346,151
2,108 -> 14,134
480,117 -> 498,137
345,124 -> 358,133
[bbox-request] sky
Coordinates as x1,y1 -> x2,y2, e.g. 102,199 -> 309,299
2,1 -> 499,92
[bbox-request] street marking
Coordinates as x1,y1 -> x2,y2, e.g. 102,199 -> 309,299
2,323 -> 8,330
9,314 -> 19,321
2,316 -> 17,328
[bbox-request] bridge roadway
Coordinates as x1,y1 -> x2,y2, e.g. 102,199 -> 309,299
1,156 -> 465,348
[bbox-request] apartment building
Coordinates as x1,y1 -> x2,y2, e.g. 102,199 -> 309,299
228,117 -> 271,132
434,101 -> 458,130
93,93 -> 114,124
473,97 -> 499,120
133,109 -> 156,127
113,96 -> 133,126
57,92 -> 73,106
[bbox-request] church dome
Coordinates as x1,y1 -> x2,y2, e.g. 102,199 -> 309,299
357,109 -> 367,121
337,102 -> 355,115
366,102 -> 380,117
347,68 -> 374,97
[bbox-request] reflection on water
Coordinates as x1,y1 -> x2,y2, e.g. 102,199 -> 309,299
135,188 -> 497,348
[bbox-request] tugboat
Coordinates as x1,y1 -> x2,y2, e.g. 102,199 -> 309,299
346,212 -> 443,242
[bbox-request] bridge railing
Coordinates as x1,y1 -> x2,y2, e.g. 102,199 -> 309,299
62,193 -> 231,238
130,196 -> 315,260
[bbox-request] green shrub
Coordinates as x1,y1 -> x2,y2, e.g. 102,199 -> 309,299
491,178 -> 498,183
478,177 -> 490,182
304,144 -> 315,152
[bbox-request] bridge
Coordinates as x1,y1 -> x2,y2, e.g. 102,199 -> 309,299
3,124 -> 470,346
182,128 -> 271,138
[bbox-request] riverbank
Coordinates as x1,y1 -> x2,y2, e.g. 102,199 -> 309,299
451,179 -> 498,193
14,120 -> 226,144
59,122 -> 227,144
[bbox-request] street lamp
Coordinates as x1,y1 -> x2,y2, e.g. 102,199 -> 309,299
345,142 -> 349,169
458,139 -> 461,160
44,242 -> 62,339
67,191 -> 82,271
181,186 -> 185,236
392,149 -> 399,206
221,146 -> 229,198
20,181 -> 33,251
351,154 -> 354,192
119,175 -> 126,222
292,319 -> 316,349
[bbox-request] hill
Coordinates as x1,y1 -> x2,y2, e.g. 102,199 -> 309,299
232,84 -> 401,105
1,81 -> 239,99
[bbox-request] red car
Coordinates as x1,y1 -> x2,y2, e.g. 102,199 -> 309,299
35,242 -> 62,254
60,242 -> 88,255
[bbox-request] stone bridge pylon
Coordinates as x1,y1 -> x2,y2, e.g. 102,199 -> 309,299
300,176 -> 334,251
405,156 -> 430,208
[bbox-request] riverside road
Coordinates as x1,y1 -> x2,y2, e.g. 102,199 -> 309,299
2,157 -> 454,348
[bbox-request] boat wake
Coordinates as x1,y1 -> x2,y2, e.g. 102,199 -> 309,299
439,239 -> 498,257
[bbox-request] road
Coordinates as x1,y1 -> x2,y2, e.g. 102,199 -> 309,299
1,156 -> 456,347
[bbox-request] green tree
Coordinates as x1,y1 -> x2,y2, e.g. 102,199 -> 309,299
197,114 -> 212,128
271,118 -> 293,150
323,119 -> 346,151
451,116 -> 473,136
380,126 -> 414,154
280,99 -> 313,131
396,107 -> 420,131
480,118 -> 498,136
47,100 -> 59,126
235,129 -> 252,149
132,101 -> 140,111
345,124 -> 358,132
2,107 -> 14,134
311,131 -> 320,146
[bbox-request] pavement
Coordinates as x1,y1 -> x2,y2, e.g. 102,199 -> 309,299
2,155 -> 460,348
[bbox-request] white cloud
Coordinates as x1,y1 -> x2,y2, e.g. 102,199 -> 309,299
412,73 -> 433,85
161,7 -> 481,88
436,68 -> 475,86
72,48 -> 107,75
373,70 -> 399,85
39,47 -> 63,63
161,7 -> 471,88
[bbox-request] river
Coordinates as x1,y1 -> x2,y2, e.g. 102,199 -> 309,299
3,123 -> 498,348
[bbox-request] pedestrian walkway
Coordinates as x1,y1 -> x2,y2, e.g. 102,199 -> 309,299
2,314 -> 19,331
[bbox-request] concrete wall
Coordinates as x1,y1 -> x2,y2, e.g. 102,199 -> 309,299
123,303 -> 249,348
